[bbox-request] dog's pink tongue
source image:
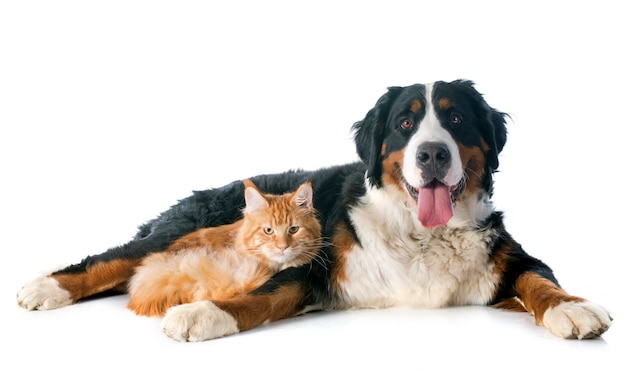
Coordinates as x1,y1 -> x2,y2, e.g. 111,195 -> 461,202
417,183 -> 453,228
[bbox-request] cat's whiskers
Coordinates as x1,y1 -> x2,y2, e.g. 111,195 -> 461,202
294,237 -> 331,271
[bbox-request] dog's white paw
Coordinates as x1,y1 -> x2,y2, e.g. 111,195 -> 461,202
161,301 -> 239,342
543,300 -> 612,339
17,276 -> 73,310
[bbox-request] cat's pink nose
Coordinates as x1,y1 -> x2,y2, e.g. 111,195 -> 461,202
277,245 -> 288,252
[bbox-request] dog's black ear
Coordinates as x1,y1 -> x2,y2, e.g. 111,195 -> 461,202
352,87 -> 402,188
451,80 -> 508,171
484,109 -> 508,170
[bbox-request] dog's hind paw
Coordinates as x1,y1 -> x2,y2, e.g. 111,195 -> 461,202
543,300 -> 612,339
17,276 -> 73,310
161,301 -> 239,342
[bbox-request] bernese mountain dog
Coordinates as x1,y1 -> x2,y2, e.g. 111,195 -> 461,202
17,79 -> 612,341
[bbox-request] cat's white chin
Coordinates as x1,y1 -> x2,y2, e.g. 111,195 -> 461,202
264,255 -> 301,271
265,251 -> 296,265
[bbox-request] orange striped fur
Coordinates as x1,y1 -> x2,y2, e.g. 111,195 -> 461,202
127,180 -> 321,317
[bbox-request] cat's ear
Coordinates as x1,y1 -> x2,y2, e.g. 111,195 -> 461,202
243,179 -> 268,213
292,181 -> 313,210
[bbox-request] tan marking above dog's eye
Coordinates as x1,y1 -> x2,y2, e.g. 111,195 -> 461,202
400,119 -> 413,130
410,100 -> 422,113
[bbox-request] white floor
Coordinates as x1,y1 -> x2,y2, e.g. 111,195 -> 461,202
2,1 -> 625,371
6,293 -> 623,371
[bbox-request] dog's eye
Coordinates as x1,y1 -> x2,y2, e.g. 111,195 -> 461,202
400,119 -> 413,130
449,113 -> 462,125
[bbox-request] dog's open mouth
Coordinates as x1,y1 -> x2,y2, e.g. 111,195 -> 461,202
406,180 -> 460,228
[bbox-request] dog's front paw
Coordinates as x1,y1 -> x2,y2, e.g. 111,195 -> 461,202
161,301 -> 239,342
17,276 -> 73,310
543,300 -> 612,339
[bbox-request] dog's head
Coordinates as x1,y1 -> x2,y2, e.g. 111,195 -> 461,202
353,79 -> 508,228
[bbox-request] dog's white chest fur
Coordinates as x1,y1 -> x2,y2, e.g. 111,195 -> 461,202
338,185 -> 499,309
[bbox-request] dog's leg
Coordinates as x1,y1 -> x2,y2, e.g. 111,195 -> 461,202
15,227 -> 181,310
17,257 -> 140,310
16,222 -> 194,310
160,282 -> 308,342
489,219 -> 612,339
510,272 -> 612,339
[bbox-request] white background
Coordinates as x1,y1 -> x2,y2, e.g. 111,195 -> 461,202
1,1 -> 624,370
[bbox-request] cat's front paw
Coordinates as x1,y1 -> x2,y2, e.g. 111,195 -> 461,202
161,301 -> 239,342
17,276 -> 73,310
542,300 -> 612,339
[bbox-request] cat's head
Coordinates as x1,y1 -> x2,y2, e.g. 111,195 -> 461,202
241,179 -> 321,270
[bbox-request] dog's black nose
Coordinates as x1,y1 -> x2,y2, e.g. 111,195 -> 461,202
416,142 -> 451,172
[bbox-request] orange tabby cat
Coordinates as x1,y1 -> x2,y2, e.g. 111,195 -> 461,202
126,179 -> 321,317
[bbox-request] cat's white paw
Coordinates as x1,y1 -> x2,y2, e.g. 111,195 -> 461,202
543,300 -> 612,339
161,301 -> 239,342
17,276 -> 73,310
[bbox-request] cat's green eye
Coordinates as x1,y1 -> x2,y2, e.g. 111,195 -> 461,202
263,227 -> 273,235
288,226 -> 299,234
